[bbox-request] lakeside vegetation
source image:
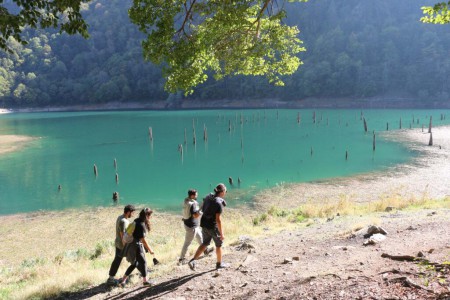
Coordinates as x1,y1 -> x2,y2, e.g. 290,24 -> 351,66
1,194 -> 448,299
1,0 -> 449,107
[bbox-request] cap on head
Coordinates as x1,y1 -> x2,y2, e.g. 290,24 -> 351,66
124,204 -> 136,213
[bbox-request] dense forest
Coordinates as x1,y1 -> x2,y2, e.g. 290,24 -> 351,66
0,0 -> 449,107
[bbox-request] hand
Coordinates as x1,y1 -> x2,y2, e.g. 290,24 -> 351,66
220,235 -> 224,241
150,251 -> 154,255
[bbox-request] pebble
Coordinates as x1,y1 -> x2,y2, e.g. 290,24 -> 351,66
283,258 -> 293,264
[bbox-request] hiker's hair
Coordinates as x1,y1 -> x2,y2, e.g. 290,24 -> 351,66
214,183 -> 227,196
124,204 -> 136,214
139,207 -> 153,232
188,189 -> 197,196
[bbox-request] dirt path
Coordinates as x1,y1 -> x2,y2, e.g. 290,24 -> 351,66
65,208 -> 449,300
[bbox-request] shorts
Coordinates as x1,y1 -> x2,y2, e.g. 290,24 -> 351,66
201,227 -> 222,248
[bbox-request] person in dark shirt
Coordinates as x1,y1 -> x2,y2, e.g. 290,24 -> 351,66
188,183 -> 228,270
119,208 -> 155,287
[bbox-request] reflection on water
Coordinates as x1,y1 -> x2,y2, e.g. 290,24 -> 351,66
0,109 -> 449,215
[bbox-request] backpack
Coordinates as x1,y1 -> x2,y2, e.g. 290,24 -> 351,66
123,221 -> 136,244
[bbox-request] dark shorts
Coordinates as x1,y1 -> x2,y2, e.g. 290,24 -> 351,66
201,227 -> 222,248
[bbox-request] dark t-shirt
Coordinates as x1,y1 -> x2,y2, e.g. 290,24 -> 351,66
183,201 -> 200,228
132,218 -> 147,240
200,194 -> 224,229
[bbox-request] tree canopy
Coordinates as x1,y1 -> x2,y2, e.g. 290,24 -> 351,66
421,1 -> 450,24
0,0 -> 89,52
0,0 -> 448,95
128,0 -> 306,94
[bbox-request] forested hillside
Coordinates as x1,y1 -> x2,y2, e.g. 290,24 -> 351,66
0,0 -> 449,107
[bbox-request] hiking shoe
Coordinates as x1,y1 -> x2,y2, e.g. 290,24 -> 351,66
203,247 -> 214,256
216,262 -> 229,269
188,260 -> 196,271
106,277 -> 118,286
118,278 -> 128,287
178,258 -> 187,266
143,281 -> 153,287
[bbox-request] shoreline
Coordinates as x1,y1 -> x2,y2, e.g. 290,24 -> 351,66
2,97 -> 450,113
255,125 -> 450,209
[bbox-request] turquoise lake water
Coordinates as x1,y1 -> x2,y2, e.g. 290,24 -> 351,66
0,109 -> 448,215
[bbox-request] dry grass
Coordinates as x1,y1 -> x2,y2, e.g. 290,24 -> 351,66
0,195 -> 449,299
0,205 -> 299,299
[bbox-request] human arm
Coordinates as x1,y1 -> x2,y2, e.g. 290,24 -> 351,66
141,237 -> 154,255
119,219 -> 127,246
192,202 -> 202,218
216,213 -> 224,241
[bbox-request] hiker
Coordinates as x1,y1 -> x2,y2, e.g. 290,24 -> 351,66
179,189 -> 213,265
107,204 -> 136,286
188,183 -> 228,270
119,207 -> 155,287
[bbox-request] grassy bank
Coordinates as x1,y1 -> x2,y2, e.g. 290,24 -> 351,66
0,195 -> 449,299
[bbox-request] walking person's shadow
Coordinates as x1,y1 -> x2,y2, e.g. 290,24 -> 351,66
54,269 -> 214,300
106,270 -> 214,300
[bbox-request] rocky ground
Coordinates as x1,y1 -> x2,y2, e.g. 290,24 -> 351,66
61,208 -> 450,300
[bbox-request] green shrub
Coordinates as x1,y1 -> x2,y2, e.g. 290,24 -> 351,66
20,257 -> 46,268
252,213 -> 268,226
267,206 -> 289,217
90,241 -> 112,260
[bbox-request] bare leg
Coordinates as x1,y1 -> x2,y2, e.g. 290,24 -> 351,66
192,244 -> 207,260
216,246 -> 222,263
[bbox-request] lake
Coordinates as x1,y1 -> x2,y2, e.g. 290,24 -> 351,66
0,109 -> 448,215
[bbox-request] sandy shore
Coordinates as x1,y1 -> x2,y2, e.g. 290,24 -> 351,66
0,135 -> 36,156
256,125 -> 450,209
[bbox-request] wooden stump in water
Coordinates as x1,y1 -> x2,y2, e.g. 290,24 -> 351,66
373,132 -> 376,151
112,192 -> 119,201
429,132 -> 433,146
148,127 -> 153,141
428,116 -> 432,133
